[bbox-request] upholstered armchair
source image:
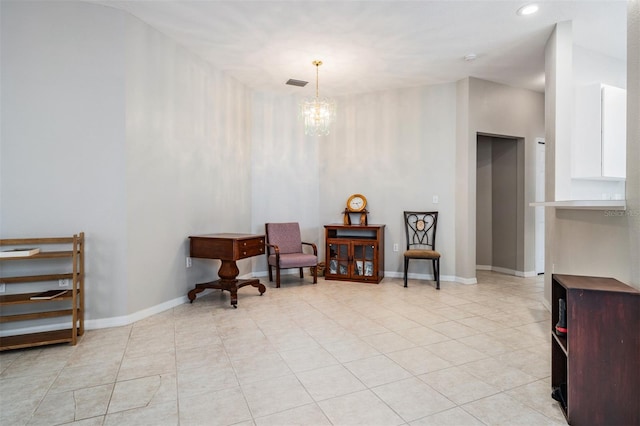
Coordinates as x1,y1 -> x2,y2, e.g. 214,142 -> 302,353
265,222 -> 318,288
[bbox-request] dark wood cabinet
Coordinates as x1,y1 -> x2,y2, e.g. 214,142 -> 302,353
551,274 -> 639,425
324,224 -> 384,283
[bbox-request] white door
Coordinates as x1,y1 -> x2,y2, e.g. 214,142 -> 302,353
535,138 -> 545,274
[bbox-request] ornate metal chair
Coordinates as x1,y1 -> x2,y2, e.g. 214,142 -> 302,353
265,222 -> 318,288
403,211 -> 440,289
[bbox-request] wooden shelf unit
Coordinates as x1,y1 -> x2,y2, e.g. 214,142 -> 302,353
0,233 -> 84,351
324,224 -> 385,283
551,274 -> 639,425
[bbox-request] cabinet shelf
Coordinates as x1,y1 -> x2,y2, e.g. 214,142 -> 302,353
0,233 -> 84,351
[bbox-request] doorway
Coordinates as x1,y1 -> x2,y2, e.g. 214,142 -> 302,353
476,134 -> 525,276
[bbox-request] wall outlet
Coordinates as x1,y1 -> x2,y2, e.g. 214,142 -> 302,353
393,243 -> 399,252
59,279 -> 70,287
433,195 -> 439,204
186,257 -> 192,268
0,283 -> 5,293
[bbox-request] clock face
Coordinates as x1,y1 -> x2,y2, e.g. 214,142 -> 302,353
347,194 -> 367,212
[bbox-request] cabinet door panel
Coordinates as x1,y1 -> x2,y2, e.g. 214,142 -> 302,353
353,242 -> 377,277
327,242 -> 350,277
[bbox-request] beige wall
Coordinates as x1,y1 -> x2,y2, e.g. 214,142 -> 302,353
1,2 -> 253,325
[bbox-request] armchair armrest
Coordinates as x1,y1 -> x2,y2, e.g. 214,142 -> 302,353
302,241 -> 318,255
265,242 -> 280,254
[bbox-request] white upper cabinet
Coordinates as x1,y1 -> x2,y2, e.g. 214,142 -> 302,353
572,83 -> 626,179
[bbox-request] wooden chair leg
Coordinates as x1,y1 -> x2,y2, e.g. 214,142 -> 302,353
268,265 -> 273,282
299,268 -> 304,278
312,265 -> 317,284
434,259 -> 440,290
276,266 -> 281,288
404,257 -> 409,287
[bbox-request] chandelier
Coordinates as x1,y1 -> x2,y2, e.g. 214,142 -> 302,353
300,60 -> 336,136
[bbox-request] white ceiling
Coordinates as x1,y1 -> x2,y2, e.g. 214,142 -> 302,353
93,0 -> 627,96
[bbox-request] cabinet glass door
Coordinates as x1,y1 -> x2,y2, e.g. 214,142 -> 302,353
328,242 -> 350,277
353,242 -> 376,277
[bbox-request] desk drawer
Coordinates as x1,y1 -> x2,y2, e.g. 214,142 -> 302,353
237,237 -> 265,259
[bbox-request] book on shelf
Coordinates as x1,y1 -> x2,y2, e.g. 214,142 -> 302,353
30,289 -> 68,300
0,247 -> 40,258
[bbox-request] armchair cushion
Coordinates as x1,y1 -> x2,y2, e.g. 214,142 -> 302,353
268,253 -> 317,268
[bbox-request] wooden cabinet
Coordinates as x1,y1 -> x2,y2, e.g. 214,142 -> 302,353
0,233 -> 85,351
324,224 -> 384,283
551,274 -> 639,425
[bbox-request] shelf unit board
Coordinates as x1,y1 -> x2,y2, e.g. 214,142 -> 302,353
0,291 -> 75,305
0,329 -> 77,351
1,273 -> 74,284
0,309 -> 74,323
551,333 -> 568,355
0,251 -> 76,261
0,237 -> 74,245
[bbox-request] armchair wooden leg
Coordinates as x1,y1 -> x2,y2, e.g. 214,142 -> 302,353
404,257 -> 409,288
299,268 -> 304,279
434,259 -> 440,290
276,266 -> 281,288
312,265 -> 317,284
268,265 -> 273,282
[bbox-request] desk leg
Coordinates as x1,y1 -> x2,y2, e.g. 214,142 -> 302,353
218,259 -> 239,282
188,260 -> 266,308
188,283 -> 209,302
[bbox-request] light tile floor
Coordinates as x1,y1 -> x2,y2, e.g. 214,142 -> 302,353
0,271 -> 566,425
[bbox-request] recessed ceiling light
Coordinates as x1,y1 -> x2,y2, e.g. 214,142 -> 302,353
517,3 -> 539,16
464,53 -> 477,62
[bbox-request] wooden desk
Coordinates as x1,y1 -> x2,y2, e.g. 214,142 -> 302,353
188,233 -> 266,308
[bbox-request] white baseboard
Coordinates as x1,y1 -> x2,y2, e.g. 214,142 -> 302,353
476,265 -> 536,278
85,295 -> 189,330
0,294 -> 190,337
